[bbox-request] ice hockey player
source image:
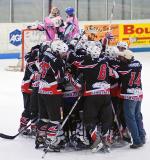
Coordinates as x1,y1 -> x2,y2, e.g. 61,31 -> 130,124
18,45 -> 41,135
37,7 -> 64,41
64,7 -> 80,41
72,45 -> 119,153
63,47 -> 90,150
24,42 -> 50,136
35,40 -> 68,151
105,46 -> 131,145
116,49 -> 146,149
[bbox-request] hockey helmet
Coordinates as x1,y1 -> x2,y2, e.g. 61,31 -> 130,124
106,46 -> 120,58
79,35 -> 88,44
70,39 -> 78,46
87,46 -> 101,59
82,41 -> 95,50
51,40 -> 68,53
65,7 -> 75,16
95,41 -> 102,48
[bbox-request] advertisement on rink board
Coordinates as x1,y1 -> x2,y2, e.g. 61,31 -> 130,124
9,29 -> 22,47
84,23 -> 150,48
0,23 -> 27,54
84,24 -> 119,46
0,21 -> 150,58
119,23 -> 150,47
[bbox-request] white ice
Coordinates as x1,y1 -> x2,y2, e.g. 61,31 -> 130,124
0,53 -> 150,160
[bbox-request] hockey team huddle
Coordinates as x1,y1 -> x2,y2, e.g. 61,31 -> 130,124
19,6 -> 146,154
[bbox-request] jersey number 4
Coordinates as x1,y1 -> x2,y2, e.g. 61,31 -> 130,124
128,72 -> 141,87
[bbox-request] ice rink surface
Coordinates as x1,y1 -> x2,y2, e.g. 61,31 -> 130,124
0,53 -> 150,160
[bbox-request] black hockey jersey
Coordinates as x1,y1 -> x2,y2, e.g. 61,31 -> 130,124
116,59 -> 143,101
38,51 -> 65,95
107,57 -> 121,97
72,56 -> 118,96
21,64 -> 33,94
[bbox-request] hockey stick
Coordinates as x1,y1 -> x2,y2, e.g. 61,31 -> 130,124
0,118 -> 37,140
105,0 -> 116,50
111,102 -> 123,139
42,96 -> 81,158
108,0 -> 116,32
74,30 -> 85,51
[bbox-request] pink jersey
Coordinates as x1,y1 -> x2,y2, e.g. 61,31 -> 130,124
65,16 -> 79,40
37,16 -> 64,41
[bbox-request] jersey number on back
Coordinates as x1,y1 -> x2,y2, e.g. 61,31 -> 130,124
40,62 -> 50,78
128,72 -> 141,87
97,64 -> 107,80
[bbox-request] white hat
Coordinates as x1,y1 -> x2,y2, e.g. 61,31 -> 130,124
118,50 -> 133,60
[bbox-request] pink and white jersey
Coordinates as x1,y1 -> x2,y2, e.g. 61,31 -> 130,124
65,16 -> 79,40
37,16 -> 64,41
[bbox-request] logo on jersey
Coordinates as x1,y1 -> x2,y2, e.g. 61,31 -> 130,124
9,29 -> 22,46
128,62 -> 141,68
92,82 -> 110,89
127,88 -> 142,95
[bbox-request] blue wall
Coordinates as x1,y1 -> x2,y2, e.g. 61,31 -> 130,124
0,53 -> 20,59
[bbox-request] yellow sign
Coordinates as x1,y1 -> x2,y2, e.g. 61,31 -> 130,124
119,24 -> 150,47
84,24 -> 119,46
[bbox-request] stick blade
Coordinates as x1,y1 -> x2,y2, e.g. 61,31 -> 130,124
0,133 -> 17,139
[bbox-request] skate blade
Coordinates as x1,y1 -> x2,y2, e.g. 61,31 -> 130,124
100,146 -> 111,153
43,146 -> 60,153
19,134 -> 36,140
91,143 -> 103,153
111,140 -> 128,148
35,143 -> 46,149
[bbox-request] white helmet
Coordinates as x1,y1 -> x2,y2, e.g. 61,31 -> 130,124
106,46 -> 120,58
95,41 -> 102,48
79,35 -> 88,43
117,41 -> 128,50
75,43 -> 83,50
118,49 -> 133,60
82,41 -> 95,50
87,46 -> 101,59
51,40 -> 68,53
70,39 -> 78,46
41,41 -> 51,47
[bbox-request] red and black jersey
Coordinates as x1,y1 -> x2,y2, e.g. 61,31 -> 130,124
27,62 -> 40,91
38,51 -> 65,95
107,57 -> 121,97
67,49 -> 86,77
24,50 -> 42,92
21,48 -> 39,94
21,64 -> 33,94
72,56 -> 118,96
116,59 -> 143,101
22,45 -> 49,94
